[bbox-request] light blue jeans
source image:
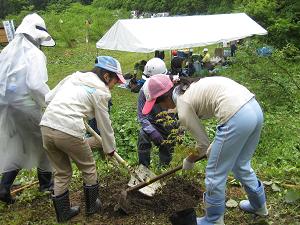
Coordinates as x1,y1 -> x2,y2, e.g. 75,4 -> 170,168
206,97 -> 263,199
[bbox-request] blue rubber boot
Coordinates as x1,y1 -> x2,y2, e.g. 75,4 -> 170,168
197,193 -> 225,225
239,180 -> 268,216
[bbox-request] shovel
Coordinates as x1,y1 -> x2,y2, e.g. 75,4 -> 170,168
115,154 -> 206,214
84,120 -> 162,197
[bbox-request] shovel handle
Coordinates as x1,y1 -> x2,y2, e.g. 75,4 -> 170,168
84,120 -> 102,143
83,120 -> 134,172
126,154 -> 206,193
11,181 -> 39,195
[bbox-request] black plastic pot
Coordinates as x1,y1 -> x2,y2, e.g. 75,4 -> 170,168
169,208 -> 197,225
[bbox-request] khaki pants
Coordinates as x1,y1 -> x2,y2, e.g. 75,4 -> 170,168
41,126 -> 98,196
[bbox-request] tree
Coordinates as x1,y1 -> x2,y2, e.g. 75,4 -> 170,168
0,0 -> 30,19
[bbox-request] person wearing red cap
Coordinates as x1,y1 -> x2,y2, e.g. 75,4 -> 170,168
40,56 -> 125,222
142,75 -> 268,225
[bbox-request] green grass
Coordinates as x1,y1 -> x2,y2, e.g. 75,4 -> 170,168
1,3 -> 299,224
1,42 -> 288,224
2,8 -> 300,222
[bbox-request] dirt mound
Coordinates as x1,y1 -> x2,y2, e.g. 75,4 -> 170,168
69,169 -> 203,224
126,177 -> 202,214
0,169 -> 203,225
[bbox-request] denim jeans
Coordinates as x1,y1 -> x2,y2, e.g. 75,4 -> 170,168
205,98 -> 263,199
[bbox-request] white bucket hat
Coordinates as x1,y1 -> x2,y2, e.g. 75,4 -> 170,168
15,13 -> 55,47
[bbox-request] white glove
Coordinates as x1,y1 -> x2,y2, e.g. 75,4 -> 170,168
182,158 -> 195,170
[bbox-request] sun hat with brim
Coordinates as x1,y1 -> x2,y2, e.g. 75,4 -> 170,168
95,56 -> 126,84
142,74 -> 174,115
15,13 -> 55,47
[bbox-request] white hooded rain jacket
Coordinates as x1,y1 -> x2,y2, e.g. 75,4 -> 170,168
0,13 -> 55,173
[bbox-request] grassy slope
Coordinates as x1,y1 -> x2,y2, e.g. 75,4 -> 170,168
0,42 -> 299,225
1,4 -> 299,223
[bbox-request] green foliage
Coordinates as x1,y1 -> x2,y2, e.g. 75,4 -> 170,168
0,0 -> 30,19
234,0 -> 300,48
219,40 -> 300,183
110,88 -> 139,162
46,0 -> 73,12
222,40 -> 300,112
1,3 -> 299,224
2,0 -> 299,48
41,3 -> 128,47
92,0 -> 124,10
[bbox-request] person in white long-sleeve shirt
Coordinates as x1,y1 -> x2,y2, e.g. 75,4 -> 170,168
142,75 -> 268,225
40,56 -> 125,223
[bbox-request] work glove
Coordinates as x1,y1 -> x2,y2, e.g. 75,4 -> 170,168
196,146 -> 207,158
182,157 -> 195,170
149,130 -> 164,146
196,142 -> 213,158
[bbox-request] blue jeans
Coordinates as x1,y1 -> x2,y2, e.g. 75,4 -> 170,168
206,98 -> 263,199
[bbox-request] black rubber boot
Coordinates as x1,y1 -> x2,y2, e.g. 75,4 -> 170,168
169,208 -> 197,225
37,169 -> 53,192
83,183 -> 102,215
0,170 -> 19,204
52,190 -> 80,223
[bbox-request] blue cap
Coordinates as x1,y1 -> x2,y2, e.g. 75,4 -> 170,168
95,56 -> 125,84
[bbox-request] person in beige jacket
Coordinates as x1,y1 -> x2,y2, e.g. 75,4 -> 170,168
142,75 -> 268,225
40,56 -> 125,223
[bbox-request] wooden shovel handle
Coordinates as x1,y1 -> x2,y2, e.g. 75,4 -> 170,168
83,120 -> 134,172
11,181 -> 39,195
126,154 -> 206,193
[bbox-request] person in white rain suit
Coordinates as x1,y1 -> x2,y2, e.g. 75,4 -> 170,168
0,13 -> 55,204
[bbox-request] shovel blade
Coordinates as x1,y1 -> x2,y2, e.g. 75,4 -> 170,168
114,190 -> 131,214
127,164 -> 162,197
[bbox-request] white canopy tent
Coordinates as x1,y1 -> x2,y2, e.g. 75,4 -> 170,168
96,13 -> 267,53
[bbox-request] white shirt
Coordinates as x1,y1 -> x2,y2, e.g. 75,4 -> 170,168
40,71 -> 116,154
176,76 -> 254,151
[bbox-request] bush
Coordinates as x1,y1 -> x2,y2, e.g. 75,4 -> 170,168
221,40 -> 300,112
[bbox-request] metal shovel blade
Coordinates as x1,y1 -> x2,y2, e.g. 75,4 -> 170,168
127,164 -> 162,197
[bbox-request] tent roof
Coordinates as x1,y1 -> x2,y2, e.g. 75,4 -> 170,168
96,13 -> 267,53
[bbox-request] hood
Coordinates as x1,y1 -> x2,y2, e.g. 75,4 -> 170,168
15,13 -> 55,47
72,71 -> 109,91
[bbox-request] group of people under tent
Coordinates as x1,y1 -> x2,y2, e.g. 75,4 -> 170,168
126,48 -> 211,93
0,13 -> 268,225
